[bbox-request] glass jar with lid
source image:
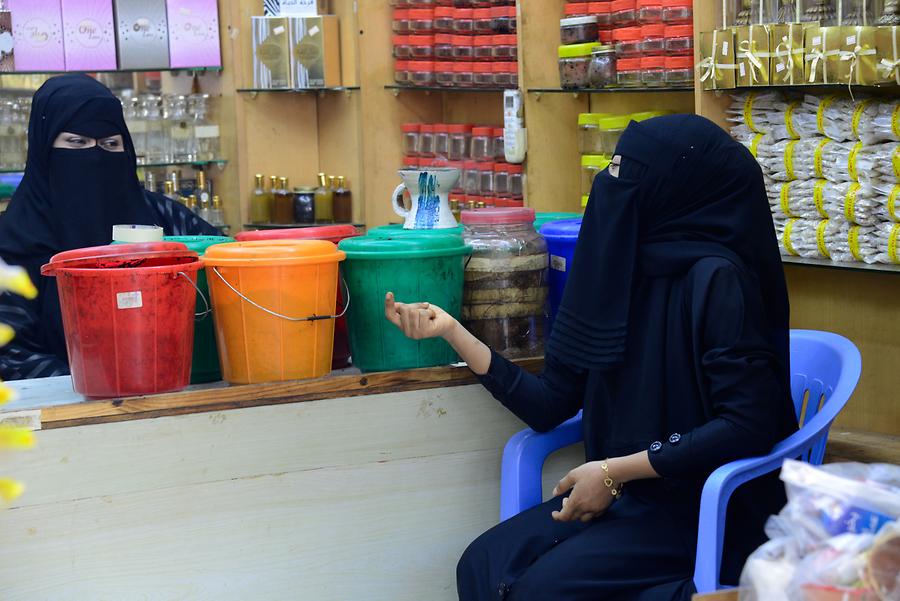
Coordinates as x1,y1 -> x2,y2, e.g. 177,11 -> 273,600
492,62 -> 514,87
434,124 -> 450,156
142,94 -> 168,164
640,55 -> 666,86
435,33 -> 454,58
393,9 -> 411,33
664,24 -> 693,54
449,124 -> 473,159
613,26 -> 642,56
492,128 -> 505,160
434,5 -> 455,31
560,15 -> 599,45
662,0 -> 693,23
461,207 -> 548,359
558,42 -> 600,88
664,55 -> 694,85
409,61 -> 435,85
190,93 -> 219,162
402,123 -> 421,156
564,2 -> 591,17
453,8 -> 475,32
473,36 -> 494,61
636,0 -> 664,22
409,35 -> 435,58
473,7 -> 493,32
616,57 -> 642,86
588,45 -> 617,87
408,8 -> 435,32
581,154 -> 611,198
471,126 -> 493,161
473,62 -> 494,87
452,35 -> 474,60
492,34 -> 517,60
493,162 -> 510,197
393,35 -> 411,58
507,163 -> 524,199
166,95 -> 192,162
577,113 -> 608,154
477,162 -> 494,195
435,61 -> 455,86
452,61 -> 475,86
640,24 -> 666,53
419,124 -> 436,157
611,0 -> 638,26
589,1 -> 614,26
597,115 -> 629,152
394,60 -> 411,84
490,5 -> 513,32
463,159 -> 481,194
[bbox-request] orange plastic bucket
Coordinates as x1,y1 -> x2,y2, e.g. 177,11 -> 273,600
202,240 -> 346,384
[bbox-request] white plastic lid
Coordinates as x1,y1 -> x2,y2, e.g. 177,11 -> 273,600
112,224 -> 164,243
560,15 -> 599,26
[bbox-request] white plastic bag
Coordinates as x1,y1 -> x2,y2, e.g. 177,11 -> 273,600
869,222 -> 900,265
767,179 -> 832,220
823,220 -> 880,263
775,218 -> 832,259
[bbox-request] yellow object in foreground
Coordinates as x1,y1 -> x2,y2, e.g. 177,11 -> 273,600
0,265 -> 37,299
0,323 -> 14,346
0,382 -> 15,406
0,427 -> 35,450
0,478 -> 24,502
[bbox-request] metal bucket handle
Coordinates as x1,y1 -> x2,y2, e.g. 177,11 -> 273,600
177,271 -> 212,320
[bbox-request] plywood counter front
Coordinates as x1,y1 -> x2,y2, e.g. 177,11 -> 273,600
0,361 -> 584,601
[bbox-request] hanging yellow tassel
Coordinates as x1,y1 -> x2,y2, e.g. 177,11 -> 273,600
0,479 -> 25,502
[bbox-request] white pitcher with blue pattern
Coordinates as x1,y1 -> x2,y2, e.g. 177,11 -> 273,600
391,167 -> 460,230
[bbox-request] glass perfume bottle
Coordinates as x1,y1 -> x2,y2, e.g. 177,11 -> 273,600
250,173 -> 271,224
196,171 -> 211,209
123,96 -> 148,165
273,177 -> 295,224
333,176 -> 353,223
314,172 -> 334,223
143,95 -> 168,165
187,194 -> 199,214
165,95 -> 192,163
211,195 -> 224,227
191,93 -> 220,162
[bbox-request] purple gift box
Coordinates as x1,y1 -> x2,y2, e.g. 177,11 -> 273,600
8,0 -> 66,71
165,0 -> 221,69
61,0 -> 117,71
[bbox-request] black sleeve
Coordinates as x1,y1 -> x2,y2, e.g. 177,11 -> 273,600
478,349 -> 588,432
143,191 -> 222,237
0,293 -> 69,381
649,265 -> 792,479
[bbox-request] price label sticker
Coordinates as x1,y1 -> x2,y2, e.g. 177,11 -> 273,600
813,36 -> 822,46
722,41 -> 729,55
116,291 -> 143,310
846,35 -> 856,45
776,62 -> 785,72
739,62 -> 746,77
550,255 -> 567,272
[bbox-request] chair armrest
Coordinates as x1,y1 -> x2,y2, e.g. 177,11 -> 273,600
499,411 -> 583,522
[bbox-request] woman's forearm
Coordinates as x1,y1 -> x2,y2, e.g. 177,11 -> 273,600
443,320 -> 492,375
607,451 -> 660,484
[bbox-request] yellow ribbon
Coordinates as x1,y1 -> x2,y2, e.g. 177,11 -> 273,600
849,225 -> 863,261
737,39 -> 766,83
807,29 -> 839,84
750,133 -> 764,158
848,141 -> 863,181
784,140 -> 798,180
780,182 -> 796,216
785,102 -> 800,139
773,29 -> 803,84
892,104 -> 900,139
844,183 -> 861,223
889,185 -> 899,221
814,180 -> 829,218
817,95 -> 838,135
783,219 -> 799,256
889,223 -> 900,264
744,92 -> 761,133
816,220 -> 831,258
814,138 -> 831,179
893,146 -> 900,180
839,31 -> 877,90
851,99 -> 876,139
877,26 -> 900,85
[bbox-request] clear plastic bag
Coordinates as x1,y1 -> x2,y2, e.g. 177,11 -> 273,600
775,218 -> 832,259
761,138 -> 848,182
728,92 -> 783,134
801,95 -> 880,143
823,219 -> 880,263
863,142 -> 900,184
869,221 -> 900,265
856,101 -> 900,146
767,179 -> 832,220
824,181 -> 883,226
767,98 -> 819,141
868,182 -> 900,223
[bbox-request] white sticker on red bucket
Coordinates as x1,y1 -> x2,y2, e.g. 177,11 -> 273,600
116,291 -> 143,310
550,255 -> 566,272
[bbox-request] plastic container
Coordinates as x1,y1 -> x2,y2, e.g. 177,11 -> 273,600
471,126 -> 494,161
366,224 -> 466,239
616,57 -> 642,86
434,123 -> 450,156
665,55 -> 694,85
419,124 -> 436,157
476,162 -> 494,195
641,55 -> 666,85
338,235 -> 471,372
611,0 -> 638,26
395,60 -> 410,84
582,154 -> 611,197
614,26 -> 643,57
434,5 -> 455,31
629,109 -> 671,121
449,124 -> 472,159
435,61 -> 455,85
599,27 -> 614,45
40,242 -> 202,398
589,1 -> 613,26
393,9 -> 411,33
473,7 -> 493,33
453,8 -> 475,32
409,8 -> 435,32
163,236 -> 235,384
578,113 -> 604,154
664,24 -> 693,54
560,16 -> 599,45
597,115 -> 629,153
559,42 -> 599,88
492,127 -> 505,160
451,35 -> 474,60
564,2 -> 590,17
232,226 -> 360,370
409,35 -> 435,58
473,36 -> 494,61
641,23 -> 666,53
589,45 -> 617,87
435,33 -> 454,58
492,5 -> 516,33
540,218 -> 583,332
637,0 -> 664,22
533,212 -> 582,232
463,159 -> 481,194
402,123 -> 421,156
203,240 -> 346,384
409,61 -> 435,85
461,208 -> 548,359
662,0 -> 692,23
452,62 -> 474,86
393,35 -> 411,58
492,34 -> 517,60
508,163 -> 524,199
473,62 -> 494,87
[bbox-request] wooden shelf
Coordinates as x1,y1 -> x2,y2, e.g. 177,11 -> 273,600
528,86 -> 695,94
781,256 -> 900,275
236,86 -> 360,94
384,84 -> 513,93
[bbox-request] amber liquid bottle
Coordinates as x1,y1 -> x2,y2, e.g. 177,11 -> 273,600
333,176 -> 353,223
273,176 -> 294,224
250,173 -> 271,224
314,172 -> 334,223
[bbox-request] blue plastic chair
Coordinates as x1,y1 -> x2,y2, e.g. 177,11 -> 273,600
498,329 -> 862,594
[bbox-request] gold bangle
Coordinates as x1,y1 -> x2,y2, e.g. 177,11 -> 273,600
600,460 -> 622,499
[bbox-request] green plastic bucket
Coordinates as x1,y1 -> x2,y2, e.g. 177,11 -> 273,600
367,224 -> 465,238
164,235 -> 234,384
533,212 -> 583,233
338,235 -> 472,373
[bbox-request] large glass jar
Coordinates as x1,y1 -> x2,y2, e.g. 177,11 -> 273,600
461,207 -> 548,359
141,95 -> 168,164
190,93 -> 220,162
165,95 -> 193,163
578,112 -> 605,154
402,122 -> 421,156
597,115 -> 629,153
588,45 -> 617,87
559,42 -> 599,88
449,124 -> 473,159
581,154 -> 611,197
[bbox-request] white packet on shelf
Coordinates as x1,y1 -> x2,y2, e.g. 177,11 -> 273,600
774,218 -> 832,259
767,179 -> 832,220
761,137 -> 846,182
728,92 -> 782,133
801,95 -> 879,143
823,219 -> 880,263
766,98 -> 818,141
868,181 -> 900,223
869,221 -> 900,265
824,181 -> 883,226
856,100 -> 900,145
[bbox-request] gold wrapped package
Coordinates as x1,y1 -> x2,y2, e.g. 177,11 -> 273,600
838,26 -> 878,85
876,26 -> 900,86
698,29 -> 737,91
770,23 -> 807,86
805,25 -> 843,84
735,25 -> 772,87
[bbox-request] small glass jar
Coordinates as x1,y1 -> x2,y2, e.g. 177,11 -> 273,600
616,57 -> 642,86
402,123 -> 421,156
435,61 -> 455,85
449,124 -> 473,159
449,162 -> 466,193
408,8 -> 435,32
578,113 -> 603,154
582,154 -> 611,197
560,16 -> 599,45
490,5 -> 513,33
507,163 -> 524,199
558,42 -> 599,88
471,127 -> 493,161
493,162 -> 510,196
589,1 -> 613,27
452,35 -> 474,60
492,128 -> 505,160
611,0 -> 638,26
434,124 -> 450,156
393,9 -> 411,33
394,60 -> 411,84
662,0 -> 692,23
564,2 -> 591,17
588,45 -> 617,87
473,62 -> 494,87
664,24 -> 693,54
492,34 -> 517,60
393,35 -> 411,58
473,36 -> 494,61
419,124 -> 436,156
613,27 -> 642,57
452,61 -> 475,86
434,6 -> 455,31
410,61 -> 435,85
463,160 -> 481,194
453,8 -> 475,33
473,8 -> 493,33
597,115 -> 628,152
636,0 -> 664,23
477,162 -> 495,195
492,62 -> 513,86
409,35 -> 435,58
435,33 -> 454,58
664,55 -> 694,85
640,24 -> 666,53
641,55 -> 666,85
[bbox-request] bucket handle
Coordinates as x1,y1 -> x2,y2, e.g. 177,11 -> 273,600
177,272 -> 212,320
211,266 -> 350,323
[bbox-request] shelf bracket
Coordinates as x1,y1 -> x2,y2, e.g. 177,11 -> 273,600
391,87 -> 400,97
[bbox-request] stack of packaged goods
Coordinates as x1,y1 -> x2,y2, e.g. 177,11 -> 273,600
392,1 -> 518,89
729,92 -> 900,266
400,122 -> 524,215
558,0 -> 694,88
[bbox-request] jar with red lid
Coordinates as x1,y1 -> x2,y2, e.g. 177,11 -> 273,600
452,61 -> 475,86
664,24 -> 693,54
492,34 -> 517,60
393,9 -> 410,33
504,62 -> 519,87
613,27 -> 642,57
507,163 -> 524,199
492,62 -> 511,87
473,36 -> 494,61
449,124 -> 472,159
401,123 -> 421,156
410,0 -> 436,6
409,61 -> 435,85
640,24 -> 666,53
408,35 -> 434,59
473,8 -> 493,33
599,28 -> 614,45
434,124 -> 450,156
449,162 -> 465,192
418,124 -> 436,156
616,57 -> 642,86
453,8 -> 475,33
489,6 -> 511,33
451,35 -> 474,60
564,2 -> 590,17
434,6 -> 455,31
473,63 -> 494,87
662,0 -> 692,23
636,0 -> 664,23
471,127 -> 493,161
408,8 -> 435,32
435,61 -> 455,86
476,162 -> 494,194
394,60 -> 410,84
492,128 -> 505,160
641,55 -> 666,85
611,0 -> 637,26
665,55 -> 694,85
435,33 -> 454,59
393,35 -> 411,58
463,160 -> 481,194
589,1 -> 613,27
493,162 -> 510,196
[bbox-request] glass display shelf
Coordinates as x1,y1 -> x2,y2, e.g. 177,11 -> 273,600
781,255 -> 900,275
242,222 -> 364,230
528,86 -> 695,94
237,86 -> 360,94
385,84 -> 512,93
1,159 -> 228,174
0,67 -> 221,76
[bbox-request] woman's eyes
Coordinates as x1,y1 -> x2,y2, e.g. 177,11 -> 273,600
66,136 -> 88,146
99,138 -> 121,150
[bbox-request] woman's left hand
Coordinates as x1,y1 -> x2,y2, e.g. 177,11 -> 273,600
551,461 -> 617,523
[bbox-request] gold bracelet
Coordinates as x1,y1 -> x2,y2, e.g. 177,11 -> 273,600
600,460 -> 623,499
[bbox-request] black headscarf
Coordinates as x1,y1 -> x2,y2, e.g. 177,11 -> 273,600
546,114 -> 790,375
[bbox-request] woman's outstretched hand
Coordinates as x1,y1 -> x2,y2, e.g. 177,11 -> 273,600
384,292 -> 457,340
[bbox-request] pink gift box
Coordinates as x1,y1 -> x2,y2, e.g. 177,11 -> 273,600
165,0 -> 221,69
60,0 -> 117,71
8,0 -> 66,71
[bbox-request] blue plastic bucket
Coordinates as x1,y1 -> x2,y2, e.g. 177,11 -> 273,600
540,219 -> 582,331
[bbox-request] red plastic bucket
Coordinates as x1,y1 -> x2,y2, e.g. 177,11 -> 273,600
41,243 -> 203,399
234,225 -> 361,369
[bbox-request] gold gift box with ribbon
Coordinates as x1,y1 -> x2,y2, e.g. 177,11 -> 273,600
805,25 -> 844,85
735,25 -> 771,87
698,29 -> 737,90
770,23 -> 807,86
838,26 -> 878,85
876,26 -> 900,86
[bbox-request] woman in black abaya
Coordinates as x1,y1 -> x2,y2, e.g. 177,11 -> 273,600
385,115 -> 799,600
0,74 -> 218,380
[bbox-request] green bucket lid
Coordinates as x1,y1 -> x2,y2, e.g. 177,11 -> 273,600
164,235 -> 235,256
533,212 -> 583,232
367,224 -> 466,238
339,233 -> 471,260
